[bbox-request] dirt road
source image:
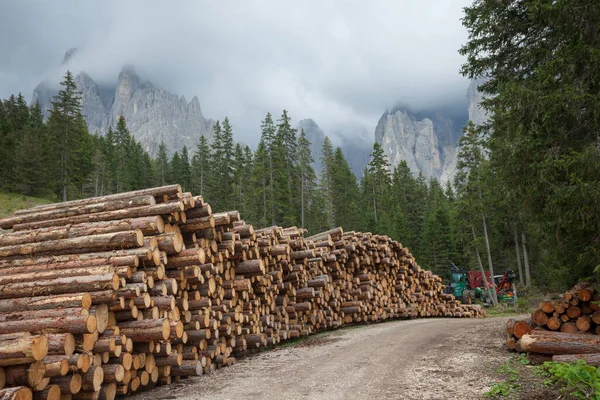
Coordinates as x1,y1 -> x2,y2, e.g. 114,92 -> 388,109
135,317 -> 513,400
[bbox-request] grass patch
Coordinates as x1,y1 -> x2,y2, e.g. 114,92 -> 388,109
0,191 -> 52,220
484,353 -> 600,399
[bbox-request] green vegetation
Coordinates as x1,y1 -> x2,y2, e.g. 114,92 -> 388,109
543,360 -> 600,399
485,354 -> 600,399
0,192 -> 52,220
460,0 -> 600,288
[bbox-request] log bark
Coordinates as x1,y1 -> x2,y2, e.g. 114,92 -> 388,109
0,274 -> 119,299
0,387 -> 32,400
12,202 -> 184,232
0,335 -> 48,366
0,231 -> 143,258
0,217 -> 164,247
517,331 -> 600,355
0,196 -> 156,229
0,294 -> 92,313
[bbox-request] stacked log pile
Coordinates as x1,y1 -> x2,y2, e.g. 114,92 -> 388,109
506,284 -> 600,364
0,185 -> 484,399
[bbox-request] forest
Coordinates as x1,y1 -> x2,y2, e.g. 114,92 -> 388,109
1,0 -> 599,291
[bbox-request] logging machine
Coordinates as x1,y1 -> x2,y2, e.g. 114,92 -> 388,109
444,263 -> 516,304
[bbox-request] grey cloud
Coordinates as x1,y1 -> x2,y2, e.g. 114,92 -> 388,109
0,0 -> 472,144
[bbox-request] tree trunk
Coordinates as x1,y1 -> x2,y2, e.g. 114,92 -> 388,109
481,214 -> 498,304
0,386 -> 32,400
472,226 -> 496,306
513,225 -> 524,285
0,231 -> 143,258
522,231 -> 531,286
517,331 -> 600,355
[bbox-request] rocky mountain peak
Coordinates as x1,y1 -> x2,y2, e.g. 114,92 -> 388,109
31,63 -> 214,157
374,105 -> 465,186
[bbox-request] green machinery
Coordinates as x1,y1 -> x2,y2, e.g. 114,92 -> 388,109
445,263 -> 515,304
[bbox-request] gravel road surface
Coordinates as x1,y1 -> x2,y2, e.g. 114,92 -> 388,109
134,317 -> 512,400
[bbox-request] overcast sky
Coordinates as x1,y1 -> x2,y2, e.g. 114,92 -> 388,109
0,0 -> 472,144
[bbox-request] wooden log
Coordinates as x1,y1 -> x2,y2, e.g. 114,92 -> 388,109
0,231 -> 144,258
517,331 -> 600,355
51,373 -> 81,395
0,387 -> 32,400
531,309 -> 549,326
5,363 -> 45,387
11,203 -> 184,232
118,319 -> 170,342
8,185 -> 181,217
0,217 -> 164,247
0,334 -> 48,366
80,367 -> 103,392
0,274 -> 119,300
0,196 -> 156,228
0,266 -> 116,286
0,313 -> 96,335
0,294 -> 93,313
234,260 -> 265,276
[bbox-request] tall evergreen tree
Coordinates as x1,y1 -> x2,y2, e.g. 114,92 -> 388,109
320,136 -> 336,228
13,102 -> 48,196
331,148 -> 360,230
155,141 -> 169,186
179,146 -> 192,192
47,71 -> 92,200
191,135 -> 211,197
360,143 -> 392,233
296,129 -> 316,229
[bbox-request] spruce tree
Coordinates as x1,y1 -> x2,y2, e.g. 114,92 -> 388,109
47,71 -> 92,200
155,141 -> 169,186
296,129 -> 316,229
191,135 -> 211,198
331,148 -> 360,230
13,102 -> 48,196
320,136 -> 336,228
180,146 -> 192,192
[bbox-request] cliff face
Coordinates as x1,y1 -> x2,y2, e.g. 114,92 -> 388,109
374,107 -> 464,186
32,65 -> 214,156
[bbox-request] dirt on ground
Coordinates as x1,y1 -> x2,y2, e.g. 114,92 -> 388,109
133,316 -> 520,400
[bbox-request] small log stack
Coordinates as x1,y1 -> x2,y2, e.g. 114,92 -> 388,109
505,283 -> 600,364
0,185 -> 484,398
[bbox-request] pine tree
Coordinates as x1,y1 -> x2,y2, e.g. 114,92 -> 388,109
331,148 -> 360,230
232,143 -> 251,215
191,135 -> 211,197
13,102 -> 48,196
114,115 -> 131,192
47,71 -> 93,200
273,110 -> 298,226
155,141 -> 169,186
361,143 -> 392,233
320,136 -> 336,228
248,140 -> 271,227
260,113 -> 277,225
180,146 -> 192,192
169,151 -> 182,185
296,129 -> 316,229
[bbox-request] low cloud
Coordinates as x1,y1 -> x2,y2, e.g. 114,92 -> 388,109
0,0 -> 472,144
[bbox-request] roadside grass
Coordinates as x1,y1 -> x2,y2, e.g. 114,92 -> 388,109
0,191 -> 52,220
483,285 -> 548,318
484,353 -> 600,399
